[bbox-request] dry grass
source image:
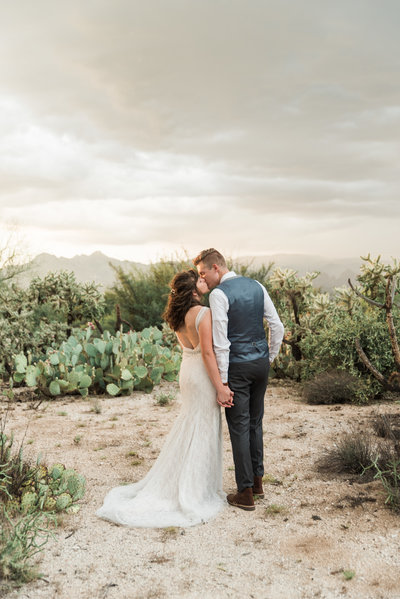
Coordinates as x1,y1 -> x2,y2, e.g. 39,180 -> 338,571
316,429 -> 375,476
371,412 -> 400,441
303,370 -> 361,405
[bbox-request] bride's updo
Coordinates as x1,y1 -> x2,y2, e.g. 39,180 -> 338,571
163,269 -> 202,331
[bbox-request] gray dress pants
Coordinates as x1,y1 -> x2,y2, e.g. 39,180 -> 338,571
225,357 -> 270,492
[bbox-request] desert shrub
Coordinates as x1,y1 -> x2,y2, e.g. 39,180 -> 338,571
27,271 -> 105,333
104,256 -> 192,331
303,370 -> 364,405
0,285 -> 67,377
347,256 -> 400,394
0,234 -> 28,289
0,509 -> 54,584
0,272 -> 105,378
227,260 -> 274,289
0,393 -> 85,587
1,408 -> 85,515
371,413 -> 400,441
371,457 -> 400,511
155,393 -> 175,406
317,430 -> 375,475
300,304 -> 395,401
268,268 -> 322,380
268,256 -> 399,398
318,412 -> 400,511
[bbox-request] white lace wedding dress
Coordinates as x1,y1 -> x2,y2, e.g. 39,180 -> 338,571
96,307 -> 226,527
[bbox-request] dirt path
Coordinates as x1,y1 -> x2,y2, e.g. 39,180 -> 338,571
2,381 -> 400,599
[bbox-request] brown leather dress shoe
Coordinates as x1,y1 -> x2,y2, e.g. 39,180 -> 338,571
253,475 -> 264,498
227,487 -> 255,511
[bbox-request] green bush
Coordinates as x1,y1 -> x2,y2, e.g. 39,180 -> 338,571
27,271 -> 105,333
267,268 -> 328,380
300,299 -> 397,401
103,256 -> 192,331
0,272 -> 105,378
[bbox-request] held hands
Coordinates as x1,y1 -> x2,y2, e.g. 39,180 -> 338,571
216,384 -> 234,408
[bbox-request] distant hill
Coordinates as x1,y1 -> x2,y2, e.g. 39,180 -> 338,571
236,254 -> 362,290
17,251 -> 363,291
17,251 -> 147,289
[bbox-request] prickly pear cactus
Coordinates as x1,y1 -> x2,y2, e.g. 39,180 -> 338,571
35,465 -> 48,483
13,323 -> 182,398
1,426 -> 86,518
4,459 -> 85,515
21,491 -> 38,513
56,493 -> 73,511
50,463 -> 65,481
66,474 -> 86,501
44,496 -> 57,511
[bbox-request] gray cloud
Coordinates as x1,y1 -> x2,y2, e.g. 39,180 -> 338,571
0,0 -> 399,260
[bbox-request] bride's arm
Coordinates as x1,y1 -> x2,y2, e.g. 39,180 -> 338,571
198,311 -> 234,408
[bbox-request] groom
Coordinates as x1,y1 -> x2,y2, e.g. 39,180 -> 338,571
194,248 -> 284,511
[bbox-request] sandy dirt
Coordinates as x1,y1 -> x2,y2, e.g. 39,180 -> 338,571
2,381 -> 400,599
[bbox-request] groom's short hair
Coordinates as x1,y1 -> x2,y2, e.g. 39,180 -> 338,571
193,248 -> 226,269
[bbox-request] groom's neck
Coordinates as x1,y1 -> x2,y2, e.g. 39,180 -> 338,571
218,267 -> 229,282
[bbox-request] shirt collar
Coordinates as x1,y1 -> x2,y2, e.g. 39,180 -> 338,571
220,270 -> 237,283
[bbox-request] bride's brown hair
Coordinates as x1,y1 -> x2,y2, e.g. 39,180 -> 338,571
163,269 -> 202,331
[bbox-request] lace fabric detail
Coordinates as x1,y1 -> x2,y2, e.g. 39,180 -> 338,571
96,305 -> 225,528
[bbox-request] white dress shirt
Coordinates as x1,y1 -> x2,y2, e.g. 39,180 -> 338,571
209,271 -> 284,383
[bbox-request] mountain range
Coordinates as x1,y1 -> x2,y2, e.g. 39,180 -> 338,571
17,251 -> 147,289
17,251 -> 364,291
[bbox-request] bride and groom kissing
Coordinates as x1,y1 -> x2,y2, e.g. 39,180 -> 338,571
97,248 -> 284,527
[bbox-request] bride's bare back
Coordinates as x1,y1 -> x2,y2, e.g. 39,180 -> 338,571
175,305 -> 203,350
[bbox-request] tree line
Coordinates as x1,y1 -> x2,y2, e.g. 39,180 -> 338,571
0,249 -> 399,403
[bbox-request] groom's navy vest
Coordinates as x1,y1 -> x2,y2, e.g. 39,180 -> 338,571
217,276 -> 269,364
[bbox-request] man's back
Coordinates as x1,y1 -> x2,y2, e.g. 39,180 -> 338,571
216,276 -> 269,363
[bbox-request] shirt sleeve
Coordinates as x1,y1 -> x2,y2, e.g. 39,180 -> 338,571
209,288 -> 230,383
256,281 -> 285,363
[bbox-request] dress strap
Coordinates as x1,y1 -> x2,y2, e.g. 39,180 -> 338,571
195,306 -> 209,332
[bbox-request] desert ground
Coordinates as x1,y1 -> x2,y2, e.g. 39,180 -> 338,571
2,380 -> 400,599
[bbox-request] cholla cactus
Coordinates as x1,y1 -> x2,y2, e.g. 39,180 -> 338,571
268,267 -> 322,378
5,498 -> 20,515
349,255 -> 400,391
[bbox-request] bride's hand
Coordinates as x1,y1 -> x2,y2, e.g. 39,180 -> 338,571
216,385 -> 234,408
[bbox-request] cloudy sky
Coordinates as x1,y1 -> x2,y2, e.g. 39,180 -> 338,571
0,0 -> 399,264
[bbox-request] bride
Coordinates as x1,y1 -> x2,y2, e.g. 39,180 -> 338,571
96,269 -> 234,528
